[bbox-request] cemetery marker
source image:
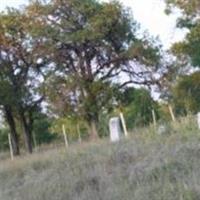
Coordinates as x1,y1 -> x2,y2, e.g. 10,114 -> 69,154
197,113 -> 200,130
109,117 -> 122,142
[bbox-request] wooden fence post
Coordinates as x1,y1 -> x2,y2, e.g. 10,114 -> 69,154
8,133 -> 14,161
62,124 -> 68,149
77,124 -> 82,143
168,105 -> 176,122
119,112 -> 128,137
152,109 -> 157,127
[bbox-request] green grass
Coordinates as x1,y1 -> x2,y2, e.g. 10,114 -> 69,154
0,115 -> 200,200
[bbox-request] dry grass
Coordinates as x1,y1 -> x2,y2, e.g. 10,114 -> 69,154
0,115 -> 200,200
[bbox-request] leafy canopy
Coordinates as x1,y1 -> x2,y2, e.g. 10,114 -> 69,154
165,0 -> 200,67
25,0 -> 160,126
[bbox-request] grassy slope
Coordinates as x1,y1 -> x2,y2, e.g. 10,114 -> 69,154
0,116 -> 200,200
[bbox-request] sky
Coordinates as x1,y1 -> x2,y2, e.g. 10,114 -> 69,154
0,0 -> 185,49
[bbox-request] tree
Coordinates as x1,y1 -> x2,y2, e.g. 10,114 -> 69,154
26,0 -> 160,139
0,8 -> 47,154
165,0 -> 200,67
172,72 -> 200,115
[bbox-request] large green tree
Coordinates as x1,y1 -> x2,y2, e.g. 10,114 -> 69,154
26,0 -> 160,139
0,9 -> 47,154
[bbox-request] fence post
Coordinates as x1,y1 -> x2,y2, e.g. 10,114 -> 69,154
152,109 -> 157,127
168,105 -> 176,122
119,112 -> 128,137
62,124 -> 68,149
77,124 -> 82,143
8,133 -> 14,161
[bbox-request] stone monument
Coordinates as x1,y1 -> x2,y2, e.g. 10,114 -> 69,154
109,117 -> 122,142
197,112 -> 200,130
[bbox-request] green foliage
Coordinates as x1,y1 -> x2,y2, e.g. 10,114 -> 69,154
165,0 -> 200,16
0,126 -> 9,151
117,87 -> 159,129
33,113 -> 57,145
172,72 -> 200,115
50,117 -> 89,142
165,0 -> 200,67
157,103 -> 173,122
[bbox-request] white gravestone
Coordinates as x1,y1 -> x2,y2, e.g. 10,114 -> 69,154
197,113 -> 200,130
157,124 -> 168,135
109,117 -> 122,142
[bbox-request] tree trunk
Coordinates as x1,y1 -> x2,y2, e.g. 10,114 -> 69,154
4,106 -> 20,156
19,111 -> 33,154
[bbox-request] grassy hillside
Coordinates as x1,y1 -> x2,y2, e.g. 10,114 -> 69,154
0,116 -> 200,200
